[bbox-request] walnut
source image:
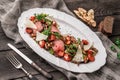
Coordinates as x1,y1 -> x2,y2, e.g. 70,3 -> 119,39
74,8 -> 96,27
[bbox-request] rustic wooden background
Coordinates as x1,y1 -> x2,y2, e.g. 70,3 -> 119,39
0,0 -> 120,80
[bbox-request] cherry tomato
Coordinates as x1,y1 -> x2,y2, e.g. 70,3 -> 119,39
63,53 -> 71,61
82,40 -> 89,45
87,49 -> 93,55
57,51 -> 65,57
49,34 -> 56,41
26,28 -> 33,34
30,16 -> 35,21
39,40 -> 46,48
88,54 -> 95,62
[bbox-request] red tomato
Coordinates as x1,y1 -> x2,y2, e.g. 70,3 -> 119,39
87,50 -> 93,55
26,28 -> 33,34
82,40 -> 89,45
39,40 -> 46,48
49,34 -> 56,41
88,54 -> 95,62
30,16 -> 35,21
63,53 -> 71,61
57,51 -> 65,57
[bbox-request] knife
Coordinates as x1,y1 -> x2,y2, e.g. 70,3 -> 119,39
7,43 -> 52,80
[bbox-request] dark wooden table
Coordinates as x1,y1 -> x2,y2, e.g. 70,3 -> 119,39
0,0 -> 120,80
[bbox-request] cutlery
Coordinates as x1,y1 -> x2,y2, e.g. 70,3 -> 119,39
6,53 -> 38,80
7,43 -> 53,80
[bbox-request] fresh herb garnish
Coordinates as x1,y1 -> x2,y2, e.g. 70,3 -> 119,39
77,38 -> 81,44
45,19 -> 52,26
49,48 -> 54,55
65,44 -> 78,54
34,13 -> 48,21
42,26 -> 51,36
53,32 -> 62,39
70,44 -> 77,49
115,38 -> 120,46
67,48 -> 76,53
117,52 -> 120,59
110,45 -> 115,51
110,37 -> 120,59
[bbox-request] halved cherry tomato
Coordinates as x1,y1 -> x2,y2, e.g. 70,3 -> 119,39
63,53 -> 71,61
39,40 -> 46,48
82,39 -> 89,45
49,34 -> 56,41
88,54 -> 95,62
30,16 -> 35,21
87,49 -> 93,55
26,28 -> 33,34
57,51 -> 65,57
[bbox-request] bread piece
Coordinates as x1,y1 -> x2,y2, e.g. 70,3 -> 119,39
103,16 -> 114,33
98,21 -> 104,32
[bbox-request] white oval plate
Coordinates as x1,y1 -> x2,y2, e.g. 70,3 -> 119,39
17,8 -> 107,73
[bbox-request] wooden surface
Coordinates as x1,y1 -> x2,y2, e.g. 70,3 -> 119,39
0,0 -> 120,80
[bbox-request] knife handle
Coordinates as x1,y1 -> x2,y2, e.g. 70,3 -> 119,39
32,63 -> 53,80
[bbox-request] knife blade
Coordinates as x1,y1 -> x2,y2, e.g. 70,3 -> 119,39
7,43 -> 52,80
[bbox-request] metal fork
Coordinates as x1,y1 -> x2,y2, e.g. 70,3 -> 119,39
6,53 -> 38,80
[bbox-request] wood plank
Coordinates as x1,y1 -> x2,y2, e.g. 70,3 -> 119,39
65,0 -> 120,17
14,71 -> 68,80
0,49 -> 56,80
65,0 -> 120,37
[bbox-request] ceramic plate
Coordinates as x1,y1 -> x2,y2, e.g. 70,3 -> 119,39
17,8 -> 107,73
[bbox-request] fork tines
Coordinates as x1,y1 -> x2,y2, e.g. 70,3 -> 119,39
6,53 -> 21,68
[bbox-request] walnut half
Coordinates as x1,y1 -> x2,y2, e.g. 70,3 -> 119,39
74,8 -> 96,27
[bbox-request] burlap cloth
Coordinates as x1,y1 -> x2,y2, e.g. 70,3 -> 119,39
1,0 -> 120,80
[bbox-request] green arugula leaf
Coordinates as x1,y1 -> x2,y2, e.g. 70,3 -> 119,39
110,45 -> 115,51
117,52 -> 120,59
77,38 -> 81,44
42,26 -> 51,36
53,32 -> 62,39
49,48 -> 54,55
34,13 -> 48,21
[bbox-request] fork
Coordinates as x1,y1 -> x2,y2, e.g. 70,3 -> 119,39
6,53 -> 38,80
